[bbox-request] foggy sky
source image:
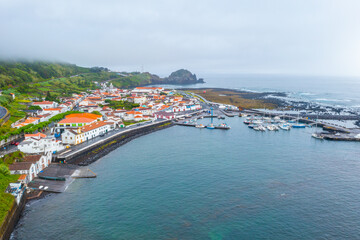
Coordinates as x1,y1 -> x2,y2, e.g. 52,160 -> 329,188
1,0 -> 360,76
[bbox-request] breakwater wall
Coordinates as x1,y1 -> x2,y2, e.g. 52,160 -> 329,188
0,191 -> 27,240
55,120 -> 173,166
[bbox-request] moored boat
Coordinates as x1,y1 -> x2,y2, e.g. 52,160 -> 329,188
218,123 -> 231,129
312,133 -> 324,139
279,124 -> 291,130
292,124 -> 306,128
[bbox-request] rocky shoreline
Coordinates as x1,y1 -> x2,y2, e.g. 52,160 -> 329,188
186,87 -> 360,127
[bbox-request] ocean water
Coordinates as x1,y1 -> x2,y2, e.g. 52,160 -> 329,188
12,117 -> 360,240
156,74 -> 360,108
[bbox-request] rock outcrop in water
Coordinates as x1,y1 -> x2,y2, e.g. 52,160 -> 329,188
150,69 -> 205,85
164,69 -> 205,85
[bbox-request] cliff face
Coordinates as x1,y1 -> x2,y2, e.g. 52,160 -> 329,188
150,69 -> 204,85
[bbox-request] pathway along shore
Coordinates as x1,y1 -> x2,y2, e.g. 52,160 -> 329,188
55,120 -> 173,166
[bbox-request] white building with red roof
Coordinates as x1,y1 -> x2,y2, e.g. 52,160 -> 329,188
18,134 -> 65,154
62,121 -> 113,145
32,101 -> 58,109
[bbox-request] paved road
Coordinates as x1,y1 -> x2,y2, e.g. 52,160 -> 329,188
0,106 -> 8,120
56,119 -> 167,158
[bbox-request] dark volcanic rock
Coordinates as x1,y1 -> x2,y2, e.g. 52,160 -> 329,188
161,69 -> 205,85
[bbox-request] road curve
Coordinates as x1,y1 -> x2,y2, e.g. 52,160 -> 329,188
0,106 -> 8,120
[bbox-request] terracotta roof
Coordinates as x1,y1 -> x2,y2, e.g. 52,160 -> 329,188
134,87 -> 162,90
25,133 -> 46,138
43,108 -> 62,111
66,113 -> 101,120
9,162 -> 33,171
33,101 -> 54,105
24,155 -> 42,163
126,111 -> 142,115
80,121 -> 109,133
58,117 -> 95,124
18,174 -> 27,181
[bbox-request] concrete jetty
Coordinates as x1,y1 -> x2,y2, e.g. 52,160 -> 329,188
28,164 -> 96,193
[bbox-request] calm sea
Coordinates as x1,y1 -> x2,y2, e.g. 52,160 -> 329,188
12,117 -> 360,240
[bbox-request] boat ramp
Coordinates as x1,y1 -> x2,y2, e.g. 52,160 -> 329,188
28,164 -> 96,193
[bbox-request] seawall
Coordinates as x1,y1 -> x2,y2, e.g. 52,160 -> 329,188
55,120 -> 173,166
0,191 -> 27,240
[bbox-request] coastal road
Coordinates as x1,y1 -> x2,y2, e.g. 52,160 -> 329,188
0,106 -> 8,120
56,119 -> 168,159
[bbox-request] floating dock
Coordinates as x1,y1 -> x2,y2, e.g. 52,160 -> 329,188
175,122 -> 230,130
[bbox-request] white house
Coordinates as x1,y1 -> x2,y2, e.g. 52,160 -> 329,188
42,107 -> 66,115
9,153 -> 52,184
123,111 -> 143,121
9,162 -> 37,183
132,87 -> 164,94
134,96 -> 147,105
154,112 -> 175,120
62,121 -> 112,145
32,101 -> 58,109
18,135 -> 65,154
114,109 -> 127,118
23,154 -> 51,174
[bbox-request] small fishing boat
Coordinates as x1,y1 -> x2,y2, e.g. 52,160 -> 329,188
207,123 -> 215,129
218,123 -> 231,129
292,124 -> 306,128
255,125 -> 266,131
252,120 -> 263,125
253,125 -> 260,131
312,133 -> 324,139
279,124 -> 291,130
195,124 -> 205,128
243,119 -> 252,124
267,125 -> 276,131
218,115 -> 225,119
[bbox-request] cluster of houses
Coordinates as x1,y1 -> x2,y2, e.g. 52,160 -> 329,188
12,95 -> 84,128
77,85 -> 202,120
8,152 -> 52,184
3,85 -> 204,201
13,86 -> 202,149
6,85 -> 204,156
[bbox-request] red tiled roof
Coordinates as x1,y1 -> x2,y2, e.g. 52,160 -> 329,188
33,101 -> 54,105
80,121 -> 109,133
25,133 -> 46,138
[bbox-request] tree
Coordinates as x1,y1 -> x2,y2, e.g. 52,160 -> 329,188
0,164 -> 10,176
45,91 -> 52,101
92,111 -> 102,116
29,105 -> 42,110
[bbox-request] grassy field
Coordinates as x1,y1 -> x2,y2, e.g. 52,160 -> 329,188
189,88 -> 277,109
0,173 -> 18,224
0,151 -> 24,224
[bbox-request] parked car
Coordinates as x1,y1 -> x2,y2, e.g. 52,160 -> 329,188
14,142 -> 20,146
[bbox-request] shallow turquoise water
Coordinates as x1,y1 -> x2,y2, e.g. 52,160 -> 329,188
12,117 -> 360,239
